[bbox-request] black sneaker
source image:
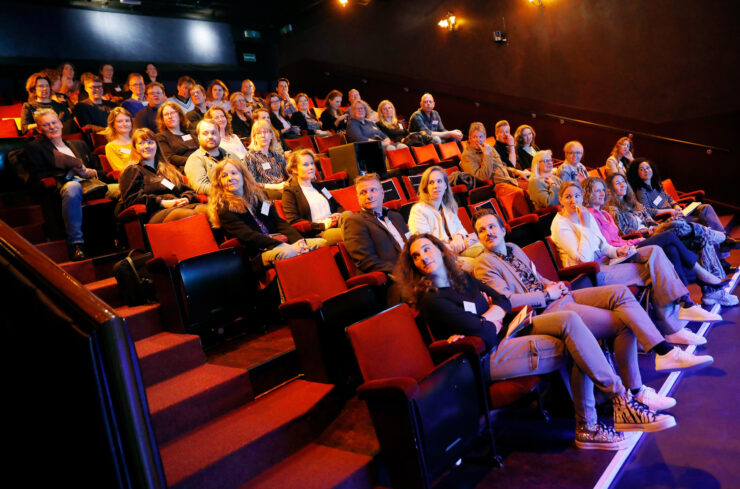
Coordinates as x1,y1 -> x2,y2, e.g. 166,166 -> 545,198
612,393 -> 676,432
68,243 -> 87,261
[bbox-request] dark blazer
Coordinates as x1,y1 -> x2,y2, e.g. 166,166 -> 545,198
134,105 -> 159,133
515,144 -> 539,171
230,112 -> 252,139
281,178 -> 344,224
155,130 -> 198,168
116,163 -> 197,218
290,110 -> 321,135
24,138 -> 101,185
218,200 -> 303,257
342,208 -> 409,275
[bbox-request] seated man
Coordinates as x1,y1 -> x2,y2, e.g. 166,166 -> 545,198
471,208 -> 714,387
407,93 -> 462,144
343,173 -> 409,304
276,77 -> 297,118
555,140 -> 590,183
186,84 -> 208,127
184,118 -> 238,195
493,120 -> 530,179
121,73 -> 148,116
24,109 -> 114,260
134,82 -> 165,132
167,76 -> 195,113
460,122 -> 520,188
73,74 -> 116,132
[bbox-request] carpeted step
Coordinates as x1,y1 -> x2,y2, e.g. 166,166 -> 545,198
147,363 -> 253,445
0,204 -> 44,227
160,379 -> 334,489
117,303 -> 164,341
236,443 -> 374,489
720,214 -> 734,234
36,240 -> 69,263
86,277 -> 124,307
135,332 -> 206,387
13,222 -> 46,244
59,259 -> 96,284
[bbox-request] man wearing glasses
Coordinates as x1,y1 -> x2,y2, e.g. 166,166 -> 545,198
555,140 -> 590,183
73,74 -> 116,132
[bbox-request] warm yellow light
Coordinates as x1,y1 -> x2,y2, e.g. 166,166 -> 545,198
438,12 -> 457,30
339,0 -> 348,6
438,19 -> 449,28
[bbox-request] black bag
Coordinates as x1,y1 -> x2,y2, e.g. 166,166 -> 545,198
401,131 -> 434,147
113,250 -> 156,306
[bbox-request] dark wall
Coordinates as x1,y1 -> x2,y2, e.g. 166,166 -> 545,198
278,0 -> 740,125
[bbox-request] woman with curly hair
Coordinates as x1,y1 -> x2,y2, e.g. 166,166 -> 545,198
209,158 -> 325,265
396,232 -> 675,450
605,137 -> 633,177
101,107 -> 135,172
154,101 -> 197,169
205,79 -> 231,111
117,128 -> 206,223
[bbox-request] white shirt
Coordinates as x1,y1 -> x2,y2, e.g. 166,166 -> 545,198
300,183 -> 332,221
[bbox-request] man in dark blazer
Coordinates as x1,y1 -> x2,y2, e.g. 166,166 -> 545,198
342,173 -> 409,304
24,109 -> 107,261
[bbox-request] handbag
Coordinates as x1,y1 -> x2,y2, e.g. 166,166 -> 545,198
80,178 -> 108,201
113,250 -> 156,306
401,131 -> 434,147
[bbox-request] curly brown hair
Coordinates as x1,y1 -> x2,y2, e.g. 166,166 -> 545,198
395,233 -> 468,308
156,101 -> 189,134
208,158 -> 265,227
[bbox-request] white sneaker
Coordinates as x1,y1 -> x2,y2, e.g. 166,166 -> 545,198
678,305 -> 722,322
634,385 -> 676,411
655,346 -> 713,372
665,328 -> 707,345
702,288 -> 739,307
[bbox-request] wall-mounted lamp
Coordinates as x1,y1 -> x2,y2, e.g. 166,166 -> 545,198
528,0 -> 543,7
438,12 -> 457,31
338,0 -> 348,6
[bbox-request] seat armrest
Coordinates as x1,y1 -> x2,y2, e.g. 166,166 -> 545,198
429,336 -> 486,364
346,271 -> 387,289
508,214 -> 538,227
357,378 -> 420,401
292,221 -> 313,234
146,254 -> 179,272
219,238 -> 242,250
679,190 -> 704,201
558,261 -> 599,281
118,204 -> 147,221
279,295 -> 323,317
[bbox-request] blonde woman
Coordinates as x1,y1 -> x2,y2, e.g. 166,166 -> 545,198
528,149 -> 562,210
244,119 -> 289,199
205,106 -> 246,159
605,137 -> 633,177
555,141 -> 590,183
102,107 -> 135,172
376,100 -> 408,144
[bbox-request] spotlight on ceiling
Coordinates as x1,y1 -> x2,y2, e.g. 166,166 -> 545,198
438,12 -> 457,31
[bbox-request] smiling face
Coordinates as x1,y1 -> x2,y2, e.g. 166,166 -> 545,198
135,136 -> 157,162
114,113 -> 132,137
410,238 -> 444,277
233,94 -> 247,112
475,214 -> 506,253
638,162 -> 653,182
380,102 -> 394,121
426,170 -> 447,204
162,105 -> 181,131
85,80 -> 104,103
351,103 -> 366,121
198,121 -> 220,151
269,96 -> 281,112
35,78 -> 51,101
348,89 -> 360,104
211,84 -> 225,101
356,178 -> 384,214
560,185 -> 583,214
565,143 -> 584,165
296,154 -> 316,181
210,109 -> 228,132
146,64 -> 158,79
101,64 -> 114,81
587,181 -> 606,208
296,95 -> 309,112
147,86 -> 164,107
129,76 -> 145,98
253,125 -> 273,148
37,113 -> 62,139
220,163 -> 244,196
611,175 -> 628,198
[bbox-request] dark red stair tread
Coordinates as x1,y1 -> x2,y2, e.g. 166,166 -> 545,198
237,444 -> 373,489
160,380 -> 333,487
135,332 -> 205,386
36,240 -> 69,263
59,259 -> 96,284
86,277 -> 123,307
117,303 -> 163,341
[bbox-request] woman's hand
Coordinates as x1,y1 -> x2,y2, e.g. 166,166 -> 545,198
624,150 -> 634,161
545,281 -> 567,301
449,234 -> 466,254
161,198 -> 188,208
447,334 -> 465,344
617,245 -> 636,257
481,293 -> 506,332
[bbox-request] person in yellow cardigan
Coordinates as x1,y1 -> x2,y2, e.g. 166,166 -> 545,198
101,107 -> 134,172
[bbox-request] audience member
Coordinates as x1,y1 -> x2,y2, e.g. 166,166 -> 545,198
320,90 -> 348,132
290,93 -> 329,136
283,149 -> 346,245
266,92 -> 300,139
154,101 -> 197,169
73,74 -> 116,131
347,89 -> 377,122
186,84 -> 208,126
144,63 -> 158,84
99,64 -> 123,103
240,79 -> 264,109
167,76 -> 195,113
121,73 -> 148,116
493,121 -> 530,179
514,124 -> 539,170
20,73 -> 72,133
229,92 -> 253,139
243,119 -> 289,199
205,79 -> 231,111
605,137 -> 633,177
184,118 -> 237,195
205,106 -> 246,159
555,140 -> 590,182
460,122 -> 519,187
346,100 -> 404,150
117,128 -> 206,222
276,77 -> 297,117
40,68 -> 71,107
376,100 -> 409,145
57,62 -> 80,104
134,82 -> 166,132
209,158 -> 326,265
102,107 -> 135,172
407,93 -> 462,143
528,150 -> 562,209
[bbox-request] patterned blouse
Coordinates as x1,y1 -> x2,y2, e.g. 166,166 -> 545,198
605,202 -> 657,235
496,245 -> 545,293
554,162 -> 589,183
244,149 -> 288,185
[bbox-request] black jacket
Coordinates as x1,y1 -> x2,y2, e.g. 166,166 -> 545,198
24,138 -> 101,186
342,208 -> 409,275
218,200 -> 303,256
281,178 -> 344,224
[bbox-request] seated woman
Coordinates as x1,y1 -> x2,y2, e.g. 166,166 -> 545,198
154,101 -> 198,170
605,137 -> 633,177
346,100 -> 404,151
528,150 -> 562,210
551,181 -> 718,344
205,79 -> 231,111
320,90 -> 348,133
58,62 -> 80,105
514,124 -> 539,170
408,166 -> 483,270
209,158 -> 326,265
603,174 -> 736,307
267,92 -> 300,140
244,119 -> 290,200
117,128 -> 206,223
20,73 -> 72,133
229,92 -> 253,139
101,107 -> 135,172
397,233 -> 676,450
41,68 -> 72,108
376,100 -> 409,145
555,140 -> 590,183
626,157 -> 730,237
282,149 -> 347,245
583,176 -> 725,314
240,79 -> 264,109
205,106 -> 247,159
289,93 -> 329,137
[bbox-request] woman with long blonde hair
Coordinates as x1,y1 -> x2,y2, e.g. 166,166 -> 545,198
102,107 -> 134,172
244,119 -> 289,199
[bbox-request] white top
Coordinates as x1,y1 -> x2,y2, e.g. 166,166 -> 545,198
550,211 -> 618,267
408,201 -> 465,242
300,183 -> 332,221
219,134 -> 247,159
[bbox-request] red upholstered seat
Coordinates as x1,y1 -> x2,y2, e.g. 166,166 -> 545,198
662,178 -> 704,203
495,184 -> 533,220
437,141 -> 462,161
146,214 -> 219,262
315,133 -> 344,154
276,246 -> 351,303
386,147 -> 415,170
318,156 -> 348,181
0,119 -> 19,138
329,186 -> 361,212
284,134 -> 316,152
410,144 -> 441,165
458,207 -> 474,234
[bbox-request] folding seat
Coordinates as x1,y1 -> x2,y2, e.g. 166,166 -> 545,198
386,146 -> 415,170
535,238 -> 600,288
458,207 -> 474,234
0,119 -> 19,138
315,133 -> 345,154
468,184 -> 494,205
97,154 -> 120,181
277,246 -> 387,384
317,156 -> 348,185
347,304 -> 501,489
284,134 -> 316,152
436,140 -> 462,163
90,132 -> 108,151
410,143 -> 457,167
329,186 -> 362,212
662,179 -> 705,203
402,174 -> 422,200
272,200 -> 314,234
144,214 -> 258,342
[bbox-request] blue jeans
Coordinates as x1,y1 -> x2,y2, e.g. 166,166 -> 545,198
60,180 -> 83,244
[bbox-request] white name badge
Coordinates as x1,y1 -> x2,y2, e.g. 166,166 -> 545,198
321,187 -> 332,199
120,147 -> 131,154
405,231 -> 412,239
261,201 -> 271,216
432,120 -> 439,126
463,301 -> 477,314
182,134 -> 192,141
160,178 -> 174,190
262,162 -> 271,170
114,86 -> 122,92
653,195 -> 663,206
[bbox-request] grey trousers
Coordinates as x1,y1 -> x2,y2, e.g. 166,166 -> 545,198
599,245 -> 688,334
488,309 -> 626,425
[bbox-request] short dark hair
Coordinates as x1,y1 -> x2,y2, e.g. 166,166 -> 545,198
471,208 -> 504,231
178,76 -> 195,86
277,77 -> 290,87
145,81 -> 165,94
